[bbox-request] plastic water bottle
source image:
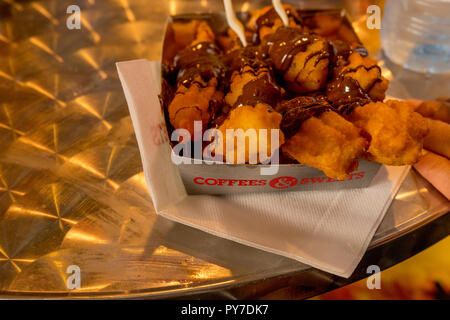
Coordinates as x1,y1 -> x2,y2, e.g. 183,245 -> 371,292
381,0 -> 450,74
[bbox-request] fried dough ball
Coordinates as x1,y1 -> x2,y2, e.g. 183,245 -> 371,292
280,97 -> 367,179
171,20 -> 215,49
284,39 -> 331,93
348,100 -> 429,165
225,66 -> 281,108
208,46 -> 282,128
423,118 -> 450,159
415,98 -> 450,123
168,76 -> 223,137
217,27 -> 253,53
223,44 -> 269,74
327,52 -> 389,106
263,27 -> 331,93
343,53 -> 389,101
248,4 -> 303,41
307,12 -> 343,38
190,21 -> 215,45
169,29 -> 226,138
214,104 -> 285,164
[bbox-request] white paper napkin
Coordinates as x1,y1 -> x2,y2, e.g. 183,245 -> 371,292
117,59 -> 410,278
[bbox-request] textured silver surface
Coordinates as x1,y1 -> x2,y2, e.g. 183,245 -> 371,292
0,0 -> 448,299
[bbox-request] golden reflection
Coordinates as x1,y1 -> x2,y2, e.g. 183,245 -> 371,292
0,69 -> 14,81
7,204 -> 77,225
117,217 -> 131,244
105,146 -> 117,177
163,280 -> 183,286
21,81 -> 66,107
153,245 -> 192,257
30,3 -> 58,25
8,258 -> 35,263
0,34 -> 9,44
0,171 -> 26,202
192,265 -> 232,280
0,247 -> 21,272
74,98 -> 112,129
241,2 -> 250,12
119,0 -> 136,22
29,37 -> 63,63
4,0 -> 23,11
381,67 -> 393,81
80,16 -> 101,43
0,123 -> 24,138
121,247 -> 145,254
68,155 -> 120,190
0,247 -> 9,259
20,137 -> 66,162
169,0 -> 176,15
0,186 -> 26,199
1,103 -> 23,137
51,184 -> 64,231
396,188 -> 428,200
73,283 -> 111,291
0,23 -> 13,44
76,51 -> 108,80
153,245 -> 171,255
135,172 -> 147,187
69,157 -> 105,179
65,230 -> 110,244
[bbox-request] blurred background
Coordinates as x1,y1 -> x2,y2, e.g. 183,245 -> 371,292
315,236 -> 450,300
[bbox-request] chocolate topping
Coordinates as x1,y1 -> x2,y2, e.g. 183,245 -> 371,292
326,53 -> 382,114
173,42 -> 226,87
224,45 -> 268,74
330,40 -> 350,59
335,99 -> 372,115
327,76 -> 369,105
209,45 -> 282,126
254,7 -> 303,43
329,40 -> 369,63
210,67 -> 281,128
262,27 -> 330,77
234,71 -> 282,108
279,96 -> 332,138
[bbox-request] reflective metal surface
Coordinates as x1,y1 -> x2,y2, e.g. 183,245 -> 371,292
0,0 -> 448,299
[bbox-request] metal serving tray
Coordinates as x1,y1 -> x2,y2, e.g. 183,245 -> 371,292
0,0 -> 448,299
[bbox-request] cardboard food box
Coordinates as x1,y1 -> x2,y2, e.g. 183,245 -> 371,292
118,8 -> 382,195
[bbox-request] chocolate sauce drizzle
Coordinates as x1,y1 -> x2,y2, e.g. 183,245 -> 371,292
224,45 -> 268,74
279,96 -> 332,138
326,58 -> 382,114
173,41 -> 226,87
253,7 -> 303,43
234,69 -> 282,108
330,40 -> 368,61
262,27 -> 331,84
209,46 -> 282,127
